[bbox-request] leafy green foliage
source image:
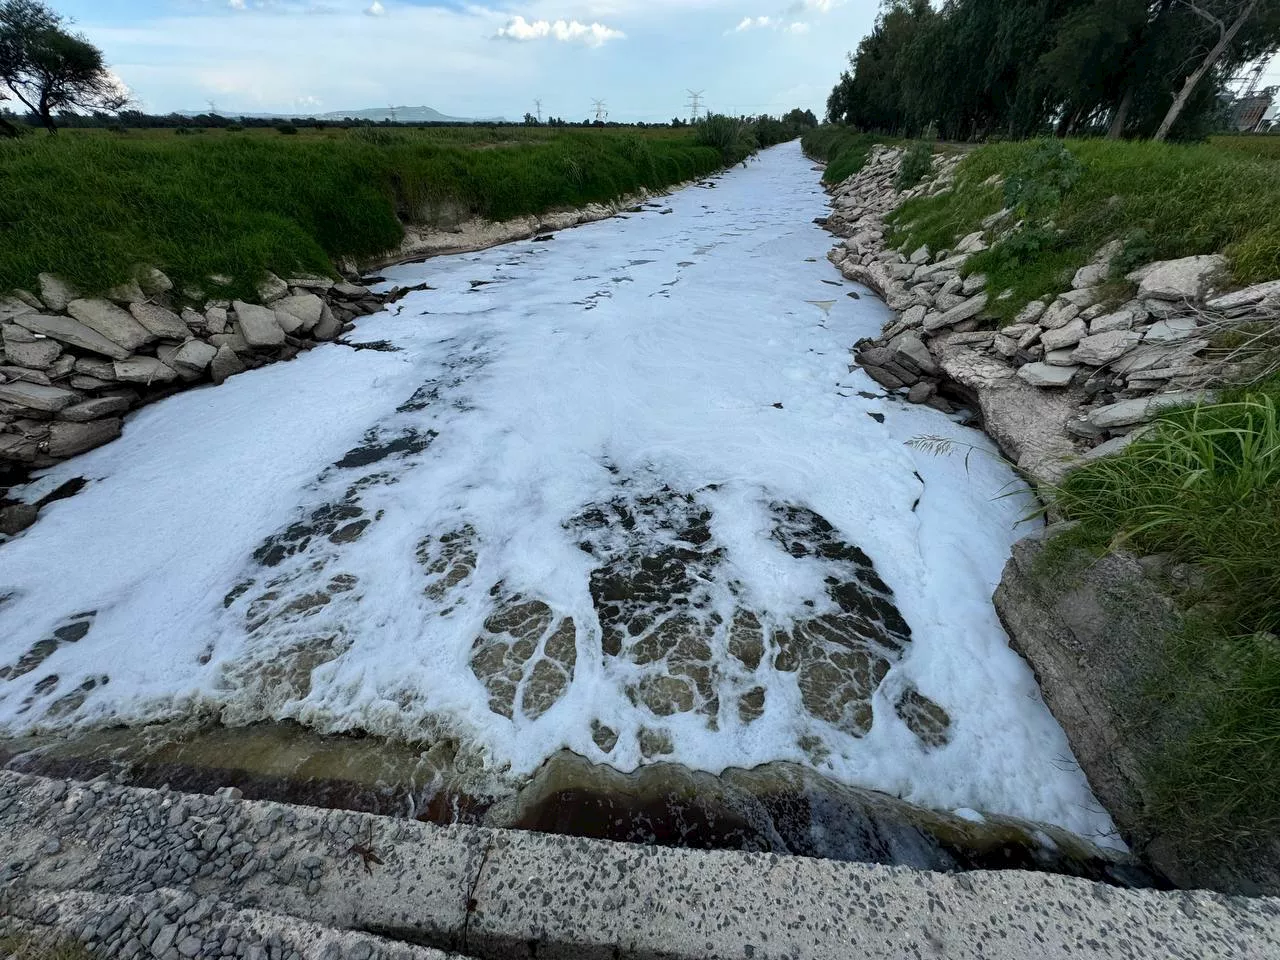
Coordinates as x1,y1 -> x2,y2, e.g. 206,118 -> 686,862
1002,139 -> 1083,217
1050,387 -> 1280,851
0,128 -> 724,298
823,0 -> 1280,142
894,141 -> 934,190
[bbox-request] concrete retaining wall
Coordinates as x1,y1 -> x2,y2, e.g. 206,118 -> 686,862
2,771 -> 1278,960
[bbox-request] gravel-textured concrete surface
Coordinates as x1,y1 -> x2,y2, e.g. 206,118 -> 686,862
2,770 -> 1279,960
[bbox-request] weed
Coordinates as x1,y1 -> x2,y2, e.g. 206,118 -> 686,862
895,142 -> 934,191
1049,386 -> 1280,852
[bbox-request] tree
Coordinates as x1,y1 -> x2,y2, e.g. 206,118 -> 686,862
1154,0 -> 1263,139
523,112 -> 537,125
0,0 -> 127,134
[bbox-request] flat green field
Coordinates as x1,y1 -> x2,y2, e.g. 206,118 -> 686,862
0,127 -> 724,300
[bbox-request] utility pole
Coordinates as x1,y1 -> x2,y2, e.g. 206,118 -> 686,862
388,104 -> 398,123
206,99 -> 217,116
534,99 -> 543,123
686,90 -> 704,123
592,99 -> 608,123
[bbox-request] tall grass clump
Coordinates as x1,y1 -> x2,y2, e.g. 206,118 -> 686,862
694,114 -> 756,165
889,137 -> 1280,322
894,142 -> 935,190
0,129 -> 722,299
1051,385 -> 1280,854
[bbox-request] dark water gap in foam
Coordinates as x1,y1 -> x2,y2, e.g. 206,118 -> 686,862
0,723 -> 1159,890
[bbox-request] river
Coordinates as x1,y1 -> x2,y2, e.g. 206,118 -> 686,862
0,142 -> 1120,859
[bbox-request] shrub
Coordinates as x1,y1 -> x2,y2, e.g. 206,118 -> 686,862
895,142 -> 934,190
1003,139 -> 1083,218
174,127 -> 192,135
226,123 -> 244,132
277,124 -> 298,135
106,123 -> 127,134
694,114 -> 754,165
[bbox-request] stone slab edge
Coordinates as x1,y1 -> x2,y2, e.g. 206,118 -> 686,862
3,771 -> 1279,960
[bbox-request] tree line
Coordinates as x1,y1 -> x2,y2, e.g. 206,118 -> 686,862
825,0 -> 1280,141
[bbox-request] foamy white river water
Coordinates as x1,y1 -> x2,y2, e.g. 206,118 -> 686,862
0,142 -> 1118,846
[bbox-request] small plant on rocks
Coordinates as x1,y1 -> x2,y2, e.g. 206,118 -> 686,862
895,142 -> 934,191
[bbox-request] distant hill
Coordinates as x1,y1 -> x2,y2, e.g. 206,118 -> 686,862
317,106 -> 506,123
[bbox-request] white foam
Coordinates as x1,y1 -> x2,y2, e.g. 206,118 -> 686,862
0,143 -> 1120,848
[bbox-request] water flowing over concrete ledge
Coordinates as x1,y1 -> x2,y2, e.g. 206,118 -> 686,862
3,771 -> 1279,960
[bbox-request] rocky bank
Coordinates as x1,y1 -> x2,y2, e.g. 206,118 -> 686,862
822,144 -> 1277,487
814,144 -> 1280,895
0,186 -> 689,539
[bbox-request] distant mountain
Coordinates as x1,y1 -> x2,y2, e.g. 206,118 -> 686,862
318,106 -> 506,123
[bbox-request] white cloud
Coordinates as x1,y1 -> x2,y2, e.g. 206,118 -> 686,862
365,1 -> 384,15
497,15 -> 625,46
787,21 -> 809,33
788,0 -> 843,13
735,15 -> 772,31
228,0 -> 246,9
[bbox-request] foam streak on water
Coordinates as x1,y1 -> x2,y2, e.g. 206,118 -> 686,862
0,143 -> 1119,847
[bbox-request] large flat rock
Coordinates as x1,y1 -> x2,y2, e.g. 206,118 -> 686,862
233,301 -> 286,348
934,337 -> 1080,485
67,298 -> 157,353
0,380 -> 81,413
14,314 -> 132,360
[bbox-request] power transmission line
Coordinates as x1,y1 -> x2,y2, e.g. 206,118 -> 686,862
592,99 -> 608,122
686,90 -> 704,122
534,99 -> 543,123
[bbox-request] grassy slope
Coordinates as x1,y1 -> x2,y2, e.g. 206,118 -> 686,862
0,128 -> 723,300
1049,384 -> 1280,859
886,136 -> 1280,323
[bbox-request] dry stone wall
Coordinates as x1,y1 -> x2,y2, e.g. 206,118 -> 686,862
822,145 -> 1278,485
0,270 -> 388,526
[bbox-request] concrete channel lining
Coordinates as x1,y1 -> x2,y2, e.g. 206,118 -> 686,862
1,771 -> 1279,960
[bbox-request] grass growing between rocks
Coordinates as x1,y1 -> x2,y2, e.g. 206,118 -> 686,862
1049,382 -> 1280,857
0,128 -> 724,301
886,138 -> 1280,323
0,935 -> 91,960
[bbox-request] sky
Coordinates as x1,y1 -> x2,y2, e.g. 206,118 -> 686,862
48,0 -> 882,121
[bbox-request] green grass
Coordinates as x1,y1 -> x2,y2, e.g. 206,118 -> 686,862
1049,383 -> 1280,855
0,935 -> 91,960
886,138 -> 1280,323
0,127 -> 724,300
1209,133 -> 1280,161
801,126 -> 894,183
